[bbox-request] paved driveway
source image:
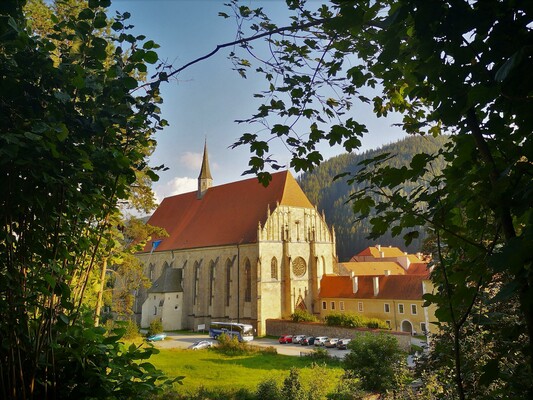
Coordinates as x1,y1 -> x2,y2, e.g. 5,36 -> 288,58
147,333 -> 350,358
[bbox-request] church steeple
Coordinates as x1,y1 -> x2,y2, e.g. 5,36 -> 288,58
197,140 -> 213,199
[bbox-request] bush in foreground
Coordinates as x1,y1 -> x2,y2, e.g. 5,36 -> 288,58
148,319 -> 164,336
344,332 -> 408,394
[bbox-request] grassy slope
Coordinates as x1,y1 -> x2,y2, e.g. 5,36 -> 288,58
150,348 -> 343,395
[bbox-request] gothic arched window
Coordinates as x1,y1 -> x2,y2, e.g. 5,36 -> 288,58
244,259 -> 252,302
209,261 -> 215,306
271,257 -> 278,280
193,262 -> 200,305
225,259 -> 232,307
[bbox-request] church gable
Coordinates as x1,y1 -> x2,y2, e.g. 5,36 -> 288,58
144,171 -> 317,252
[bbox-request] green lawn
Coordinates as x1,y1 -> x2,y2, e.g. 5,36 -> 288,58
149,347 -> 344,396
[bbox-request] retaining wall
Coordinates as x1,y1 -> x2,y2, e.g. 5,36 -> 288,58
266,319 -> 411,350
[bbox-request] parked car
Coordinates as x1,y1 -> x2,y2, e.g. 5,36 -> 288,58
336,338 -> 351,350
301,336 -> 315,346
146,333 -> 167,342
188,340 -> 214,350
314,336 -> 328,346
324,338 -> 340,348
292,334 -> 306,344
278,335 -> 293,344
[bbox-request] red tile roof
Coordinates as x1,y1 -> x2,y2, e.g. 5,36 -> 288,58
142,171 -> 314,252
320,274 -> 426,300
406,263 -> 431,277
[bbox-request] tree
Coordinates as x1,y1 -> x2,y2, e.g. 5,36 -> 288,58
344,333 -> 407,394
167,1 -> 530,398
0,0 -> 177,397
281,368 -> 307,400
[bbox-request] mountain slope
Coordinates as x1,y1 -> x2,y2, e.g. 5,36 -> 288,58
298,135 -> 449,261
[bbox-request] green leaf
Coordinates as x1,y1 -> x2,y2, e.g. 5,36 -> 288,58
143,50 -> 158,64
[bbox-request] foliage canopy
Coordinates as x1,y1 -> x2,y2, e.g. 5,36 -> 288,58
207,0 -> 533,398
0,0 -> 176,397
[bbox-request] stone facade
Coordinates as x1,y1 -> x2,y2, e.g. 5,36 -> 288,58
135,205 -> 337,335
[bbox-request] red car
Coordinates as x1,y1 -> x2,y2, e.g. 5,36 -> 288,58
278,335 -> 293,344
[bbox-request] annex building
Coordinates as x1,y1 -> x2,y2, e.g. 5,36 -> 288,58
134,144 -> 338,335
319,245 -> 436,336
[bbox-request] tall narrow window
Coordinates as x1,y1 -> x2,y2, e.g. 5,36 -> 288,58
271,257 -> 278,279
244,260 -> 252,302
398,304 -> 404,314
225,260 -> 231,307
331,301 -> 336,310
209,261 -> 215,306
193,263 -> 200,305
411,304 -> 417,315
340,301 -> 345,311
384,303 -> 391,313
358,302 -> 363,312
149,263 -> 155,281
322,301 -> 327,310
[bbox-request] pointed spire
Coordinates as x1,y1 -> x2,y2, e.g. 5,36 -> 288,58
198,139 -> 212,180
197,139 -> 213,199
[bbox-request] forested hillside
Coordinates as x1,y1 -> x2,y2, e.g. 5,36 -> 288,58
299,135 -> 449,261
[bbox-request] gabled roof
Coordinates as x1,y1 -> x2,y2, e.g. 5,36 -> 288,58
340,261 -> 406,276
354,245 -> 406,259
143,171 -> 314,252
320,274 -> 426,300
148,267 -> 183,293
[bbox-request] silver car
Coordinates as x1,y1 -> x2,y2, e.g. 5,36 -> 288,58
292,334 -> 306,344
188,340 -> 214,350
314,336 -> 328,346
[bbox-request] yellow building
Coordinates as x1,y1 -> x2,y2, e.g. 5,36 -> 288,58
320,245 -> 436,336
319,274 -> 432,334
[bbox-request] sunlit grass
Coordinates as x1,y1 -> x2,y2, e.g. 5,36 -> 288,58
149,347 -> 343,396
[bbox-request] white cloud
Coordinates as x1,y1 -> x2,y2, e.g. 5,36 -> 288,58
180,152 -> 203,171
154,177 -> 196,204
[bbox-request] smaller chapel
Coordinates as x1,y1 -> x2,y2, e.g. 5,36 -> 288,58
134,143 -> 338,335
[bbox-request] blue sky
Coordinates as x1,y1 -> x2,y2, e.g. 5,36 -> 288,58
111,0 -> 406,203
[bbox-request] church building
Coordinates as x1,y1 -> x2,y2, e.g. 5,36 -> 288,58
135,144 -> 338,335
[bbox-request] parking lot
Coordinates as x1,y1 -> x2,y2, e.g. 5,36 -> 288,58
148,333 -> 351,358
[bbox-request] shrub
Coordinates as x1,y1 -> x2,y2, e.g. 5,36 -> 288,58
344,332 -> 408,393
281,368 -> 306,400
123,319 -> 141,339
256,378 -> 281,400
215,334 -> 277,356
105,318 -> 141,339
306,363 -> 329,400
324,312 -> 388,329
291,309 -> 318,322
326,371 -> 364,400
305,347 -> 331,363
147,319 -> 163,336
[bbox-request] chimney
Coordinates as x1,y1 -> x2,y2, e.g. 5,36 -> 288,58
376,244 -> 381,251
416,252 -> 422,260
380,251 -> 385,258
384,270 -> 391,276
373,276 -> 379,296
352,276 -> 359,294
